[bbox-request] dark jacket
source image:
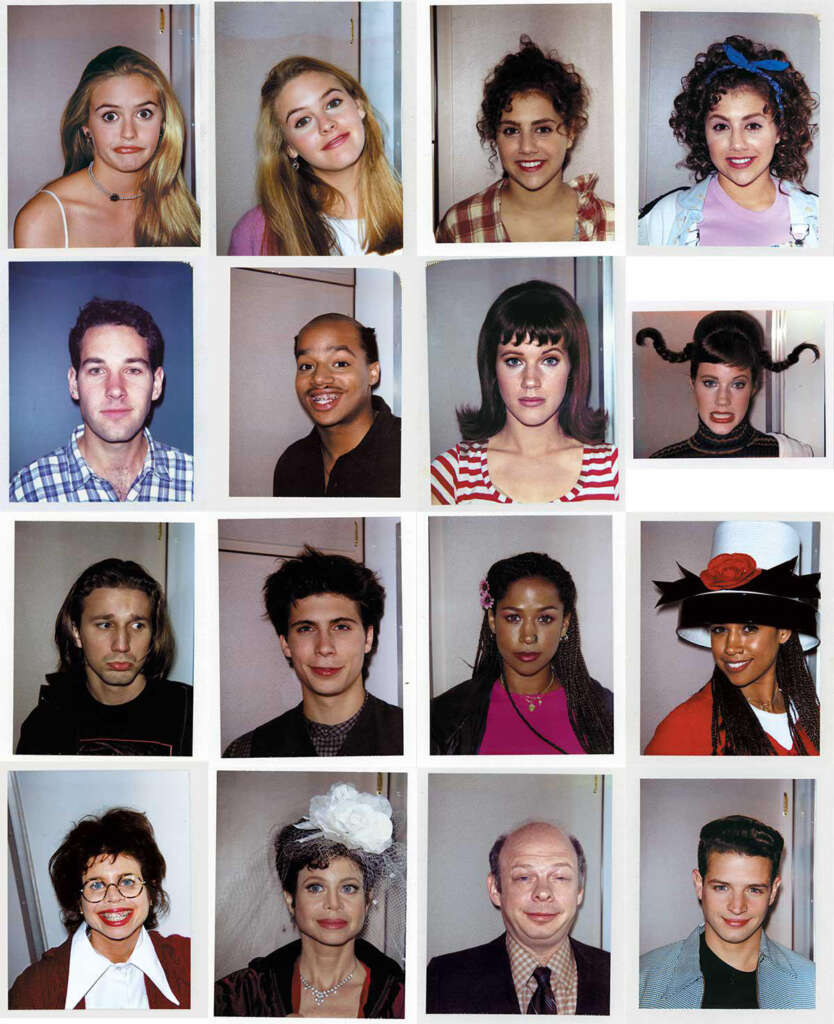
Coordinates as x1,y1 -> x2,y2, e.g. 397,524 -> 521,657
224,692 -> 403,757
215,937 -> 404,1017
16,671 -> 193,756
273,395 -> 401,497
430,674 -> 614,754
427,933 -> 610,1014
9,931 -> 190,1009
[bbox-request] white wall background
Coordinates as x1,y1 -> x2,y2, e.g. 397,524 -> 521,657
218,517 -> 401,752
13,522 -> 194,750
430,515 -> 612,697
640,519 -> 817,751
434,5 -> 613,223
632,309 -> 825,458
639,12 -> 820,207
215,771 -> 406,978
427,773 -> 610,960
8,769 -> 191,985
229,268 -> 400,497
640,778 -> 810,955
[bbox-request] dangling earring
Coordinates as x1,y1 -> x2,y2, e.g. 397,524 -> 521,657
291,157 -> 300,171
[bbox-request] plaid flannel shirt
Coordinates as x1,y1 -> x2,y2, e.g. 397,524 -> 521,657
10,424 -> 193,502
507,933 -> 578,1014
436,175 -> 615,242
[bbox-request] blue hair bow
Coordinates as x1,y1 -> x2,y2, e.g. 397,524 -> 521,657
704,42 -> 789,113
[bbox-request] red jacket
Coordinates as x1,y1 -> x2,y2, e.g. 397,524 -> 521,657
644,683 -> 818,755
9,931 -> 190,1009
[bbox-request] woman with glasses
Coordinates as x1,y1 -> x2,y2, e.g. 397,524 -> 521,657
9,808 -> 189,1009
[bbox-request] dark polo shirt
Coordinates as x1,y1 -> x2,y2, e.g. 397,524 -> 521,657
272,395 -> 401,497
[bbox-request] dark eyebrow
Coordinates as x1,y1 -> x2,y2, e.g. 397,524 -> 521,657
706,110 -> 768,122
80,356 -> 150,367
296,345 -> 357,358
94,99 -> 159,112
290,615 -> 361,627
285,88 -> 345,124
499,117 -> 558,125
499,604 -> 561,613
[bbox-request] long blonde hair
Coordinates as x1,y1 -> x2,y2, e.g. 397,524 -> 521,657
256,56 -> 402,255
61,46 -> 200,247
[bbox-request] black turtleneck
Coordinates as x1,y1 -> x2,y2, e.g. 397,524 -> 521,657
650,418 -> 780,458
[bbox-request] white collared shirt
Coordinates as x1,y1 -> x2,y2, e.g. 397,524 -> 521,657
65,925 -> 180,1009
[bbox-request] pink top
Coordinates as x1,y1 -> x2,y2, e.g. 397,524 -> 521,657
699,176 -> 791,246
228,206 -> 266,255
478,682 -> 585,754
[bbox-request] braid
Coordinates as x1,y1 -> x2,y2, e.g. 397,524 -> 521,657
555,612 -> 613,753
635,327 -> 693,363
709,634 -> 818,754
758,341 -> 820,374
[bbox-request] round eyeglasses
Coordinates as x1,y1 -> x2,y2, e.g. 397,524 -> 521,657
80,875 -> 146,902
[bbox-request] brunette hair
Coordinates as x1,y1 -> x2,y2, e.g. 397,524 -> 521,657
477,36 -> 589,172
49,808 -> 169,932
669,35 -> 817,186
488,824 -> 586,892
697,815 -> 783,882
636,310 -> 819,391
457,280 -> 607,444
708,632 -> 819,755
263,546 -> 385,680
473,551 -> 613,753
61,45 -> 200,246
274,823 -> 382,901
68,297 -> 165,372
255,56 -> 402,255
294,312 -> 379,364
54,558 -> 174,684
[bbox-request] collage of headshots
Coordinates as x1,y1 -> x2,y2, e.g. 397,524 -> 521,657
2,0 -> 833,1021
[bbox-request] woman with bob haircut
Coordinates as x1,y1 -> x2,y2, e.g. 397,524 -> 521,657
645,521 -> 821,756
14,46 -> 200,248
431,551 -> 613,754
215,782 -> 405,1017
430,279 -> 618,503
9,808 -> 189,1009
437,36 -> 613,242
229,56 -> 402,255
636,310 -> 819,457
639,35 -> 818,246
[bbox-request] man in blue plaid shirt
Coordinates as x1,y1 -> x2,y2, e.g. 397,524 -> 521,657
10,298 -> 193,502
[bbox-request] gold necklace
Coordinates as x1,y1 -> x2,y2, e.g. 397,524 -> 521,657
517,669 -> 557,712
747,688 -> 782,713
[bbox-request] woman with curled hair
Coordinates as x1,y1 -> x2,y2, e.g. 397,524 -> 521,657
9,808 -> 189,1009
431,552 -> 614,754
430,280 -> 618,504
645,520 -> 821,756
15,46 -> 200,248
229,56 -> 402,255
437,36 -> 613,242
636,310 -> 819,457
639,35 -> 818,246
215,782 -> 405,1017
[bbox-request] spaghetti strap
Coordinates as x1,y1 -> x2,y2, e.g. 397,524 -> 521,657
37,189 -> 70,248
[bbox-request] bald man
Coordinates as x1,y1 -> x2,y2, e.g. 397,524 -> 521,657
426,821 -> 610,1014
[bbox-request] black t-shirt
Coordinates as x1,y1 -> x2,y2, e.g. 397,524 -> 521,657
700,930 -> 759,1008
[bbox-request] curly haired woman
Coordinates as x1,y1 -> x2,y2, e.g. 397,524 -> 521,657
639,35 -> 818,247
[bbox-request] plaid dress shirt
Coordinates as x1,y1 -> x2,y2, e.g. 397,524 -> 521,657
507,933 -> 578,1014
10,424 -> 193,502
436,175 -> 615,242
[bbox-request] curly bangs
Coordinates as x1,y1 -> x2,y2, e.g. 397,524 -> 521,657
274,823 -> 382,899
477,35 -> 589,170
670,35 -> 817,185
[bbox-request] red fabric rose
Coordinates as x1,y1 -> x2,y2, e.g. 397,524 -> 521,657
699,552 -> 762,591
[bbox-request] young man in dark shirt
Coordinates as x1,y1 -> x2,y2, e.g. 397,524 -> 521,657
223,547 -> 402,757
16,559 -> 192,755
272,313 -> 401,497
640,815 -> 815,1009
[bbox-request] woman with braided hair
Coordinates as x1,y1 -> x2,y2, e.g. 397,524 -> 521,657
636,310 -> 818,457
638,35 -> 818,246
645,521 -> 820,756
431,551 -> 613,754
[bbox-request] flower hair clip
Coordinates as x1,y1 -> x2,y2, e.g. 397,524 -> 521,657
479,578 -> 494,610
295,782 -> 394,854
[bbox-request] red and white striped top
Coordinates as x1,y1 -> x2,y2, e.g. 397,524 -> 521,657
430,441 -> 619,504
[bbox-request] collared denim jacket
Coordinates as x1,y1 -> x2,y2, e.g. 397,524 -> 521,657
639,925 -> 815,1009
638,174 -> 819,247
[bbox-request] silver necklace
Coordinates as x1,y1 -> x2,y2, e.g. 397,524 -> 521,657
299,962 -> 356,1006
87,162 -> 142,202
